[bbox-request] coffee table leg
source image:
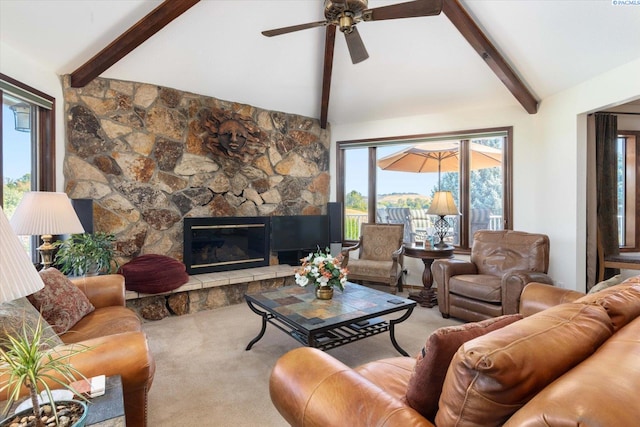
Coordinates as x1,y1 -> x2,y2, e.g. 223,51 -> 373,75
388,306 -> 415,356
245,300 -> 268,350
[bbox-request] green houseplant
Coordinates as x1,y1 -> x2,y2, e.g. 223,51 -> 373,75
0,319 -> 89,427
53,232 -> 117,277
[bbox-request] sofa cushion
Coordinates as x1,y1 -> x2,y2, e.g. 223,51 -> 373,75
117,254 -> 189,294
59,306 -> 143,344
504,315 -> 640,427
29,268 -> 95,335
0,297 -> 63,350
436,302 -> 614,427
405,314 -> 522,421
576,278 -> 640,331
588,274 -> 622,293
448,275 -> 502,303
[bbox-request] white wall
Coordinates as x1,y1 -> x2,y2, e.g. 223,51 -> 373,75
331,58 -> 640,292
1,43 -> 66,190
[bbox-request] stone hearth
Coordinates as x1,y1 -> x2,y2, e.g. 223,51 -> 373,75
125,264 -> 295,320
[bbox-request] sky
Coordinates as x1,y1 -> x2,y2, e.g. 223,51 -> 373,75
2,103 -> 31,181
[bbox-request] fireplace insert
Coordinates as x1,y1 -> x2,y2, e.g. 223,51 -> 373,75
183,217 -> 270,274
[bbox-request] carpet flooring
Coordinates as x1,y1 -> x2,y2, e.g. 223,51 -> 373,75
142,288 -> 461,426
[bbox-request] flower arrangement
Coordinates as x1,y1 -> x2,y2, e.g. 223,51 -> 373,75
295,248 -> 348,291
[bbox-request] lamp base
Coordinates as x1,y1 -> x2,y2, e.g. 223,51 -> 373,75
37,234 -> 55,269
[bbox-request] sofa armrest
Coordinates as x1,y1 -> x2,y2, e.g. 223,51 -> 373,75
432,259 -> 477,290
270,347 -> 434,427
70,274 -> 126,308
519,282 -> 585,317
502,271 -> 554,314
0,331 -> 154,399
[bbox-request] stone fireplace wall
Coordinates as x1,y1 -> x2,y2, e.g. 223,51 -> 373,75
62,76 -> 330,265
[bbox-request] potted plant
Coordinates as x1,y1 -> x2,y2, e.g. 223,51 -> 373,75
53,232 -> 117,277
294,248 -> 348,300
0,319 -> 90,427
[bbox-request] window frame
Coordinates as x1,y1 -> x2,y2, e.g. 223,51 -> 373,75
0,72 -> 56,203
618,130 -> 640,252
336,126 -> 513,252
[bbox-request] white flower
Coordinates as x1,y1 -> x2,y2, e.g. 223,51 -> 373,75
296,275 -> 309,287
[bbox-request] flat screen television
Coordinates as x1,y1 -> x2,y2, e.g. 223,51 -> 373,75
270,215 -> 329,253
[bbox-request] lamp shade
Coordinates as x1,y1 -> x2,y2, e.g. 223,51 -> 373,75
427,191 -> 459,216
10,192 -> 85,236
0,206 -> 44,303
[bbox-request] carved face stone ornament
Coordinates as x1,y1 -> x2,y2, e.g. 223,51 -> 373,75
218,119 -> 248,153
201,107 -> 267,163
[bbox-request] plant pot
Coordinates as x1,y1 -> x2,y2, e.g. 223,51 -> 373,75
316,286 -> 334,300
0,400 -> 88,427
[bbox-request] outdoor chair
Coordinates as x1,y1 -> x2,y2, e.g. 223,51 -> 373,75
432,230 -> 553,322
341,223 -> 405,294
385,207 -> 411,242
408,208 -> 432,242
470,208 -> 492,236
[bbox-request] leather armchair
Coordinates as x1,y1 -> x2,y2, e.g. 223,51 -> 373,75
432,230 -> 553,321
341,223 -> 405,293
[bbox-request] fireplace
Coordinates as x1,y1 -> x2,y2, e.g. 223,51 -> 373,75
183,217 -> 270,274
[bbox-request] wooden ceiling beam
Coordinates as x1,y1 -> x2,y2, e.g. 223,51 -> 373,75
70,0 -> 200,88
320,26 -> 336,129
443,0 -> 538,114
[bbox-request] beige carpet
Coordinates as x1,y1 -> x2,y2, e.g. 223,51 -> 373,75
142,288 -> 461,426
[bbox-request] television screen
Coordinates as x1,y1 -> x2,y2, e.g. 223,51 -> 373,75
270,215 -> 329,252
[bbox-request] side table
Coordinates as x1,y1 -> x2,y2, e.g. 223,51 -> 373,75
86,375 -> 125,426
403,243 -> 454,307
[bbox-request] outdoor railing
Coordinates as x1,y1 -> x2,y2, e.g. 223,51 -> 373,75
344,212 -> 504,242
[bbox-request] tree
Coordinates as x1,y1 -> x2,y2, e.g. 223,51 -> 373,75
2,173 -> 31,217
345,190 -> 367,212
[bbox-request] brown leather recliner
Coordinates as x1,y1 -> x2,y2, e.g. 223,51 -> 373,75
432,230 -> 553,322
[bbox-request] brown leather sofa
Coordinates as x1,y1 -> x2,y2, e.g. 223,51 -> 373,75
269,277 -> 640,426
1,274 -> 155,427
432,230 -> 553,322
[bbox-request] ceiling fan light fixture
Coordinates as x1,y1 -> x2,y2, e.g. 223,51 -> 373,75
338,13 -> 355,33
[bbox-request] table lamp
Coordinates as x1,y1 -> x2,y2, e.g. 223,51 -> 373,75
427,191 -> 459,249
10,192 -> 85,269
0,206 -> 44,303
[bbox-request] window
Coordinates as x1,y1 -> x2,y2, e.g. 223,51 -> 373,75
337,127 -> 512,251
617,131 -> 639,251
1,73 -> 56,260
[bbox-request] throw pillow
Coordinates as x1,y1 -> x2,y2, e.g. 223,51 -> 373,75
117,254 -> 189,294
28,268 -> 95,335
0,297 -> 63,350
588,274 -> 622,294
404,314 -> 523,421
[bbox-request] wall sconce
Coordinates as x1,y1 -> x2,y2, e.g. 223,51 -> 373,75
9,102 -> 31,132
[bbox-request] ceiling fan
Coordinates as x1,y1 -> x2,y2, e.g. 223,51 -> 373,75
262,0 -> 443,64
262,0 -> 443,129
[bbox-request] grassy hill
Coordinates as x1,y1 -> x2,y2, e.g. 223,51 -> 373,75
378,193 -> 431,204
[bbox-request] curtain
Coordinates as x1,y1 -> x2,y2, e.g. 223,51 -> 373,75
595,113 -> 619,281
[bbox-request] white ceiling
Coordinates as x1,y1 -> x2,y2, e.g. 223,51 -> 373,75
1,1 -> 639,125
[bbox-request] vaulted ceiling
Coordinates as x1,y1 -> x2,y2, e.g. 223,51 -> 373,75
1,1 -> 639,126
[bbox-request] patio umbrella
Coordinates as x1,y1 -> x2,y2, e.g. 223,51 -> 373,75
376,141 -> 502,187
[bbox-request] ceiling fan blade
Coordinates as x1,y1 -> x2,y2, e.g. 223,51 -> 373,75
362,0 -> 443,22
344,26 -> 369,64
262,20 -> 328,37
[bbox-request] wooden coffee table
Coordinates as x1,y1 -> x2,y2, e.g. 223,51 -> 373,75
244,282 -> 416,356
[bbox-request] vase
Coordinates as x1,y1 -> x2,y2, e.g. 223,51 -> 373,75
315,286 -> 334,300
